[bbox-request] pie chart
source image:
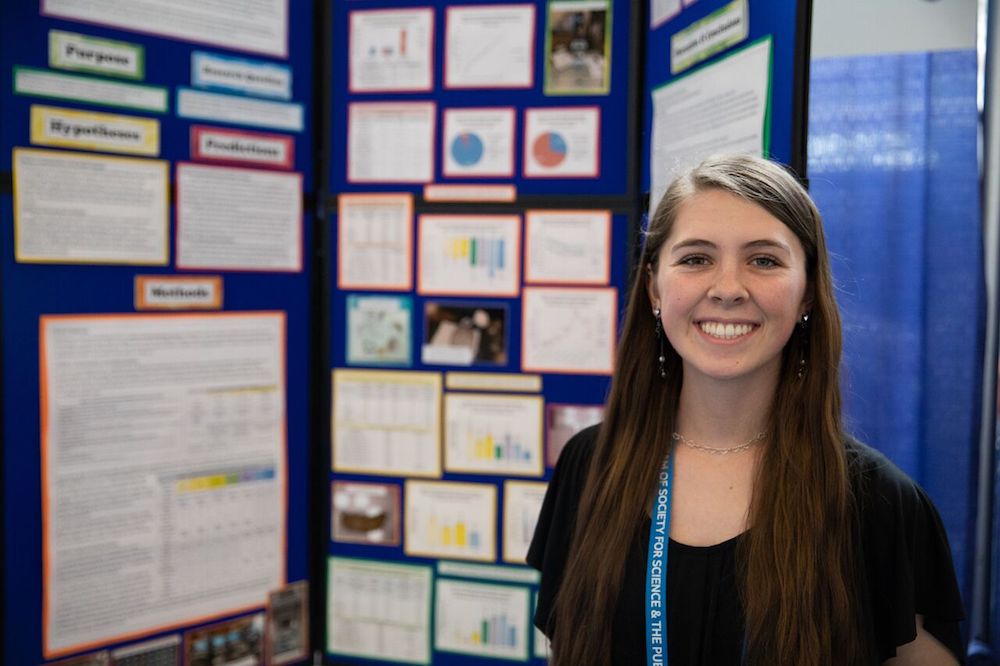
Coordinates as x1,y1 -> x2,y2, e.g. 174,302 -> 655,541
451,132 -> 484,167
532,132 -> 567,168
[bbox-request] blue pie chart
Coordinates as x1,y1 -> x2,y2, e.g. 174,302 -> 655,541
451,132 -> 485,167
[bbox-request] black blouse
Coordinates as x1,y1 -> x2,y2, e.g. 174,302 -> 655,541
527,425 -> 965,665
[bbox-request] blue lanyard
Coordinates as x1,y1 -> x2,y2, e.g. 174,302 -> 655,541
645,450 -> 675,666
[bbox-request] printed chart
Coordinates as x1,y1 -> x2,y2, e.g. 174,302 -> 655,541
445,393 -> 544,476
502,481 -> 548,563
418,215 -> 520,296
405,481 -> 496,561
435,579 -> 530,661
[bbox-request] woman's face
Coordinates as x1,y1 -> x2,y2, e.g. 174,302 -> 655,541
648,189 -> 810,387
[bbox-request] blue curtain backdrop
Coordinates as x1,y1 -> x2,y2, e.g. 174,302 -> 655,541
808,50 -> 982,604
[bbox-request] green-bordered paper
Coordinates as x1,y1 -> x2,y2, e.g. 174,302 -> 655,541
14,66 -> 167,113
49,30 -> 145,80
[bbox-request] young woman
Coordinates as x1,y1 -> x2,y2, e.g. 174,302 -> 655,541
527,154 -> 964,665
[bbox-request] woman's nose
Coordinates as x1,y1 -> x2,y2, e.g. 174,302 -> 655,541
707,264 -> 749,304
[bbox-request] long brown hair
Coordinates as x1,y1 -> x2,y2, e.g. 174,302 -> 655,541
548,154 -> 862,665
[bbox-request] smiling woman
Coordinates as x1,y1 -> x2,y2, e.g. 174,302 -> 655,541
527,154 -> 965,666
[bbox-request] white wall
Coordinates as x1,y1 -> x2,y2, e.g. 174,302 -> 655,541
811,0 -> 978,57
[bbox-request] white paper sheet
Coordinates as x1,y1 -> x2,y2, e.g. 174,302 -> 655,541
405,480 -> 497,561
523,107 -> 600,177
444,393 -> 544,476
442,107 -> 516,177
177,88 -> 303,132
338,193 -> 412,290
417,215 -> 520,296
13,148 -> 167,265
176,163 -> 302,271
40,313 -> 286,655
350,8 -> 434,92
445,5 -> 535,88
522,287 -> 617,374
649,37 -> 771,213
42,0 -> 288,57
525,210 -> 611,284
348,102 -> 435,182
328,558 -> 432,665
502,481 -> 548,563
651,0 -> 682,28
332,370 -> 442,477
434,579 -> 530,660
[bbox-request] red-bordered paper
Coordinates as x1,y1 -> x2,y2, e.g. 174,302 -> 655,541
521,286 -> 617,374
442,106 -> 516,178
416,214 -> 521,297
524,209 -> 611,285
444,4 -> 536,89
190,125 -> 294,170
175,162 -> 303,272
348,7 -> 435,93
347,101 -> 436,183
523,106 -> 601,179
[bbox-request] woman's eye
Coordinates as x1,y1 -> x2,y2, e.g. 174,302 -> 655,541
750,256 -> 779,268
678,255 -> 708,266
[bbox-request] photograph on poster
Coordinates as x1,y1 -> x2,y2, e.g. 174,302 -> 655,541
422,301 -> 507,367
525,209 -> 611,284
332,480 -> 401,546
417,214 -> 520,297
349,8 -> 434,92
267,581 -> 309,665
434,579 -> 530,661
522,286 -> 616,374
40,313 -> 286,656
332,369 -> 442,477
13,148 -> 168,265
176,163 -> 302,271
649,36 -> 771,212
338,193 -> 413,290
184,613 -> 264,666
347,294 -> 412,366
523,106 -> 600,178
405,480 -> 497,561
442,107 -> 516,178
109,635 -> 181,666
348,102 -> 435,183
445,4 -> 535,88
327,558 -> 432,665
544,0 -> 611,95
546,403 -> 604,466
503,480 -> 548,563
444,393 -> 544,477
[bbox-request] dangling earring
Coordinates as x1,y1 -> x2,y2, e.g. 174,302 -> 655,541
654,308 -> 666,379
796,312 -> 810,379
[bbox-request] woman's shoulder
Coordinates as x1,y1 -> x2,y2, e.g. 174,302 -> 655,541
554,423 -> 600,476
842,436 -> 933,513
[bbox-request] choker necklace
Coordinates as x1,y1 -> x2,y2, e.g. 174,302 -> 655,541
672,431 -> 766,455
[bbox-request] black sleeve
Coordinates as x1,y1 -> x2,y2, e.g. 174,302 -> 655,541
526,424 -> 598,638
851,441 -> 966,663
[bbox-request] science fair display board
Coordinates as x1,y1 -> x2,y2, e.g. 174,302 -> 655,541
1,1 -> 315,664
325,0 -> 637,664
643,0 -> 811,209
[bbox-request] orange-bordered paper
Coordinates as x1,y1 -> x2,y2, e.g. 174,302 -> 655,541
524,209 -> 611,285
134,275 -> 223,310
417,214 -> 521,297
40,312 -> 288,658
337,193 -> 413,291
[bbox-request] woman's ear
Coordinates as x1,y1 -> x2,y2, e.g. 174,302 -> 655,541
646,262 -> 660,309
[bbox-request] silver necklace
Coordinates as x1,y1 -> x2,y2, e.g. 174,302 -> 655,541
672,431 -> 766,455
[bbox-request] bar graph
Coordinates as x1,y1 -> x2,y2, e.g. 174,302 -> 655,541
405,480 -> 496,561
445,393 -> 543,476
418,215 -> 519,296
435,579 -> 529,660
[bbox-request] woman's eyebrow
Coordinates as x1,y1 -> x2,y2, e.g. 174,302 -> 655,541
669,238 -> 792,253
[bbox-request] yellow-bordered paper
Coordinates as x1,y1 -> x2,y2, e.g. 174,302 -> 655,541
445,372 -> 542,393
31,105 -> 159,155
332,369 -> 442,477
13,147 -> 168,265
502,480 -> 549,564
444,393 -> 544,477
404,480 -> 497,562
